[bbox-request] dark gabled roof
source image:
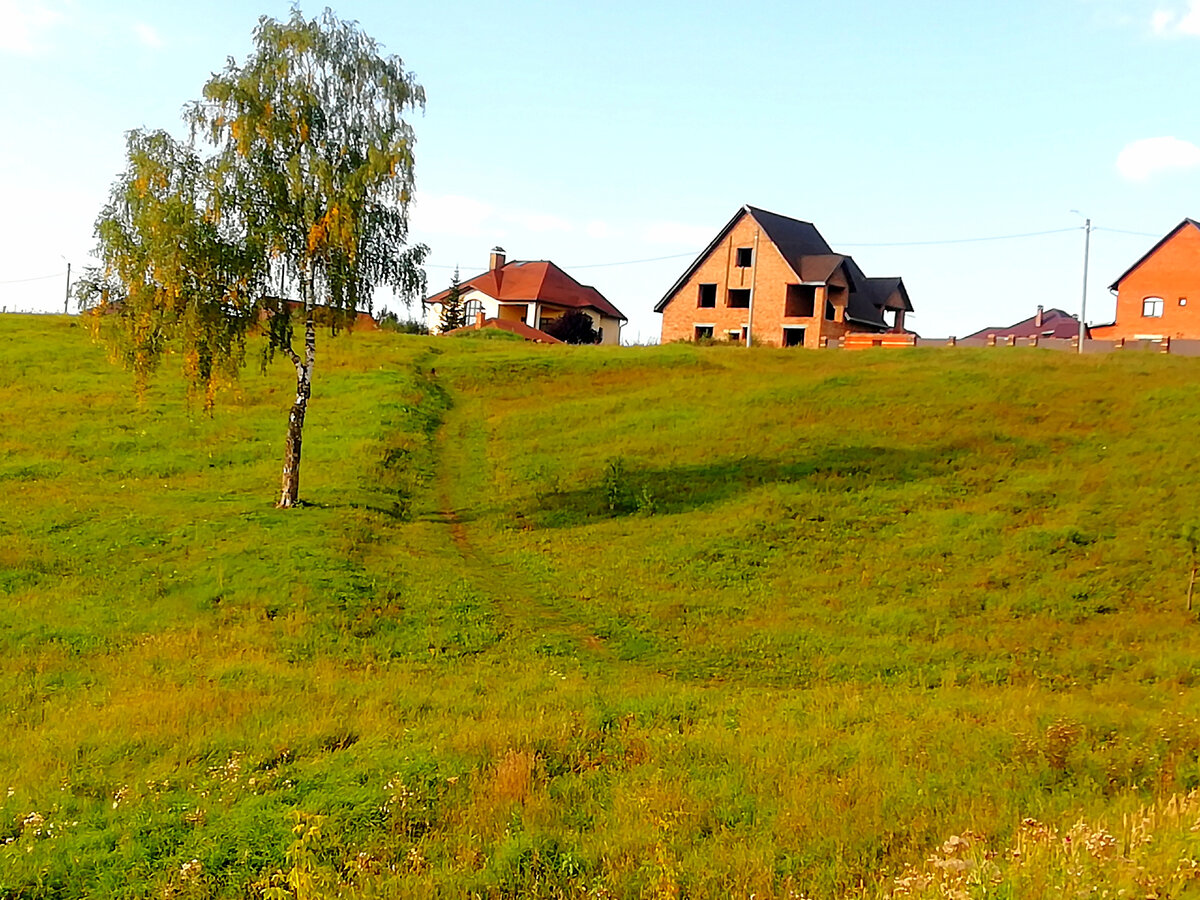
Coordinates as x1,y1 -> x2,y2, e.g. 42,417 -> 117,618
798,254 -> 851,285
747,204 -> 834,266
961,307 -> 1079,341
838,258 -> 911,328
862,277 -> 912,312
654,205 -> 835,313
1108,219 -> 1200,291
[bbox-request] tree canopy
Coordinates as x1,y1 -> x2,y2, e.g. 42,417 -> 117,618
80,8 -> 428,507
543,309 -> 601,344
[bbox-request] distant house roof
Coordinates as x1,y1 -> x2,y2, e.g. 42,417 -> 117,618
961,307 -> 1081,341
443,316 -> 563,343
654,205 -> 910,331
426,260 -> 626,321
1107,219 -> 1200,291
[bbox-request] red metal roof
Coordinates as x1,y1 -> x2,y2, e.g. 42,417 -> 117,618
442,317 -> 563,343
961,307 -> 1081,341
427,261 -> 626,321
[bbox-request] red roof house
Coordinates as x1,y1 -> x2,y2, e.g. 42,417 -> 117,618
961,306 -> 1082,342
425,248 -> 626,345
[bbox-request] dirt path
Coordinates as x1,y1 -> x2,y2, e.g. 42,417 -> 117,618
429,385 -> 614,661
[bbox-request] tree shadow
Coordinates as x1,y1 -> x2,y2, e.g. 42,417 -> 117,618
526,443 -> 968,529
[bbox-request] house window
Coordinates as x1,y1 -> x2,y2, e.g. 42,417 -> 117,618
727,289 -> 751,308
463,299 -> 484,322
1180,297 -> 1188,307
785,284 -> 816,317
697,284 -> 716,308
727,330 -> 741,342
695,325 -> 714,341
736,247 -> 753,267
1143,296 -> 1164,318
782,326 -> 806,348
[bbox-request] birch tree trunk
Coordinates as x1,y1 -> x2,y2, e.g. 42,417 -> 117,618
278,276 -> 316,509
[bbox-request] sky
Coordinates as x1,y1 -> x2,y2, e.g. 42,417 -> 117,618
1,0 -> 1199,342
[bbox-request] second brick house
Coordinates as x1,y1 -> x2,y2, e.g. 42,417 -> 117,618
1090,219 -> 1200,341
656,205 -> 912,347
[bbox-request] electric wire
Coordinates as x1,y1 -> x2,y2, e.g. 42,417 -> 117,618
0,271 -> 67,285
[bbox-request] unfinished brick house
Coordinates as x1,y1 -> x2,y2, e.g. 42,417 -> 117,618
656,205 -> 912,348
1090,219 -> 1200,341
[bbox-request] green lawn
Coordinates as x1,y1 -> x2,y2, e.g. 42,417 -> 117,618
3,315 -> 1200,898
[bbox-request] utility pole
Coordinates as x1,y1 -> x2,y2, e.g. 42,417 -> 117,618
746,228 -> 760,347
63,262 -> 71,314
1071,213 -> 1091,354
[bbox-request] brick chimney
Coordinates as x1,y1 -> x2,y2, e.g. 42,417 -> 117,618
489,246 -> 506,271
1035,305 -> 1044,328
474,311 -> 485,328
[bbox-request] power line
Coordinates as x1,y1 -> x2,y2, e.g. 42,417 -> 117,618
0,271 -> 67,285
837,227 -> 1081,248
1094,226 -> 1162,238
568,251 -> 699,269
424,251 -> 698,271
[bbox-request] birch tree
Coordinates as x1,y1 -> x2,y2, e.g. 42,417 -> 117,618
82,8 -> 427,508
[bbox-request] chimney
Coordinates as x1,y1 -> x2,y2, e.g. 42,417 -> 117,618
1035,305 -> 1044,327
474,311 -> 484,328
489,246 -> 506,271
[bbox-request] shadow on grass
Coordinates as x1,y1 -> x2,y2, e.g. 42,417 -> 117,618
528,443 -> 968,528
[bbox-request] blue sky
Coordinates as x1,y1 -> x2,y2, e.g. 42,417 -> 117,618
2,0 -> 1198,341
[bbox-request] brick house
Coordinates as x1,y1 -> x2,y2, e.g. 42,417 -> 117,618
655,205 -> 912,348
424,248 -> 626,345
1090,219 -> 1200,341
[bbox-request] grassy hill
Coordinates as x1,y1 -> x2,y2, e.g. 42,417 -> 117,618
3,314 -> 1200,898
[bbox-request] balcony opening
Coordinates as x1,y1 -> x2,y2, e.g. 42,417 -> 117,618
785,284 -> 816,317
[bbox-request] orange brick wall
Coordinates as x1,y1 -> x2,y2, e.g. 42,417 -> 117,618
1091,225 -> 1200,340
659,213 -> 849,348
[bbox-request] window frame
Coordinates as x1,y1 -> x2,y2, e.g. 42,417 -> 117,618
1142,296 -> 1164,318
735,247 -> 753,268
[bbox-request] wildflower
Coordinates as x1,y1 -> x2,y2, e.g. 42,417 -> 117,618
180,858 -> 203,882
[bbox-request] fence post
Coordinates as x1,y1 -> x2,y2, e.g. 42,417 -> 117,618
819,335 -> 828,349
1162,336 -> 1171,354
986,334 -> 996,347
1029,335 -> 1039,348
947,336 -> 956,347
838,334 -> 847,349
1071,334 -> 1079,351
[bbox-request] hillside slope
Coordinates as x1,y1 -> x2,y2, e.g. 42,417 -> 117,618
2,315 -> 1200,898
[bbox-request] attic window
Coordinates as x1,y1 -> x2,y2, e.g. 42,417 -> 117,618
736,247 -> 753,267
697,284 -> 716,308
1143,297 -> 1164,318
727,289 -> 751,308
1181,297 -> 1188,307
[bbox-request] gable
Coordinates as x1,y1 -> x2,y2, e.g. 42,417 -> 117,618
655,205 -> 834,312
1109,219 -> 1200,291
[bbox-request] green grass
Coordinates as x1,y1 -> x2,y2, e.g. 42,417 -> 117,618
3,314 -> 1200,898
